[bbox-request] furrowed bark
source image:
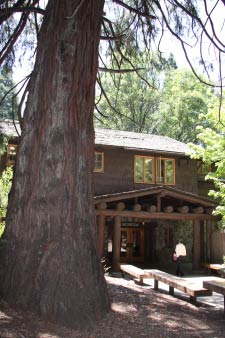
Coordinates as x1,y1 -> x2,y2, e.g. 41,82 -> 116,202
0,0 -> 110,329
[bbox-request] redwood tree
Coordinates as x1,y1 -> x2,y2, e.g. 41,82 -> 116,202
0,0 -> 225,330
0,0 -> 110,328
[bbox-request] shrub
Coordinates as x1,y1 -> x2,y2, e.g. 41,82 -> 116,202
0,166 -> 13,237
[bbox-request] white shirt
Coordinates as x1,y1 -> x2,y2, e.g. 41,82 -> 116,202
175,243 -> 186,257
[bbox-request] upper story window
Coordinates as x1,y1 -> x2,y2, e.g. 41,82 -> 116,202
197,161 -> 211,176
6,144 -> 17,166
134,156 -> 154,183
156,158 -> 175,185
134,155 -> 175,185
94,152 -> 104,172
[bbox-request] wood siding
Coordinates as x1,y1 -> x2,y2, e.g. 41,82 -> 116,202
93,147 -> 198,196
211,230 -> 225,262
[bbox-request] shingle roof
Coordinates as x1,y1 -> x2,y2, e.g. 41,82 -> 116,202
0,120 -> 190,155
95,128 -> 190,155
0,119 -> 21,137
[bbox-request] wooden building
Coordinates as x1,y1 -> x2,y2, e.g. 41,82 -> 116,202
93,129 -> 217,271
0,121 -> 218,271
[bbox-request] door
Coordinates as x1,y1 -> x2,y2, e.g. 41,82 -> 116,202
120,227 -> 144,263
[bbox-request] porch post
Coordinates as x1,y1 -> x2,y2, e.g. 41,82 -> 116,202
193,220 -> 201,270
112,215 -> 121,272
206,221 -> 212,262
97,214 -> 105,260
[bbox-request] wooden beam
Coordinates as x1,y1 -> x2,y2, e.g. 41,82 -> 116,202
193,220 -> 201,270
157,195 -> 161,212
112,215 -> 121,272
95,209 -> 217,221
163,206 -> 174,213
96,201 -> 107,210
206,221 -> 212,262
177,205 -> 189,214
116,202 -> 126,211
94,188 -> 216,207
147,205 -> 157,213
192,206 -> 204,214
133,203 -> 141,212
96,214 -> 105,260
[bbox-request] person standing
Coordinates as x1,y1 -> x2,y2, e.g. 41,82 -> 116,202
175,239 -> 186,277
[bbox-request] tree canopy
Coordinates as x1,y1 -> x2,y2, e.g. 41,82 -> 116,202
0,0 -> 225,330
95,51 -> 176,132
156,68 -> 215,143
189,100 -> 225,226
0,1 -> 225,116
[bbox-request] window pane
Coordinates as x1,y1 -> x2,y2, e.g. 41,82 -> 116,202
165,160 -> 174,184
94,152 -> 103,171
156,158 -> 164,183
7,145 -> 17,166
144,158 -> 153,182
135,157 -> 144,181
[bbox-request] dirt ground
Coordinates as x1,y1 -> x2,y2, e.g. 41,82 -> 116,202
1,275 -> 225,338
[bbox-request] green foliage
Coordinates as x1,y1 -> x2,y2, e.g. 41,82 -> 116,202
0,133 -> 8,155
0,166 -> 13,237
0,65 -> 18,120
95,52 -> 176,132
189,100 -> 225,227
156,68 -> 214,143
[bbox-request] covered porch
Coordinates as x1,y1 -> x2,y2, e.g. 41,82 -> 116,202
95,186 -> 218,272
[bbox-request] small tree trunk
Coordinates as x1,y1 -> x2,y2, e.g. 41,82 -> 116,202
0,0 -> 109,329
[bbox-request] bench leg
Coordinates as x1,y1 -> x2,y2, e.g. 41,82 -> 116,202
190,296 -> 197,305
169,286 -> 174,296
154,279 -> 158,290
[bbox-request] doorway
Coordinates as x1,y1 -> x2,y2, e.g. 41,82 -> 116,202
120,227 -> 144,263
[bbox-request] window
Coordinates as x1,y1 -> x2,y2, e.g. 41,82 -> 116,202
6,144 -> 17,166
156,157 -> 175,185
94,152 -> 104,172
134,156 -> 175,185
134,156 -> 154,183
197,161 -> 211,176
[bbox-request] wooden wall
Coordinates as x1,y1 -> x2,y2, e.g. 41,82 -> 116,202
211,230 -> 225,262
93,147 -> 198,196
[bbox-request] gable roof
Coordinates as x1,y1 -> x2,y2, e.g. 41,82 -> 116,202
0,120 -> 190,155
95,128 -> 190,155
94,185 -> 216,208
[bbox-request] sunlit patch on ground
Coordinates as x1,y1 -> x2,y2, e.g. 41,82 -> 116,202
111,302 -> 137,314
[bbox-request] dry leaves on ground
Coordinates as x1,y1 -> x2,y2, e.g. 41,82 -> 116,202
1,275 -> 225,338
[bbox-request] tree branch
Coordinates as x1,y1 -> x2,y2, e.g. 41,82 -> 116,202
113,0 -> 156,19
0,6 -> 45,17
98,67 -> 145,73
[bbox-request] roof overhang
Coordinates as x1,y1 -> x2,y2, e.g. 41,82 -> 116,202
94,186 -> 218,221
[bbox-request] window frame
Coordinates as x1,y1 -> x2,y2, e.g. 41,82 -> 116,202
94,151 -> 104,173
197,161 -> 211,176
134,155 -> 175,185
156,157 -> 175,185
6,144 -> 17,166
134,155 -> 155,184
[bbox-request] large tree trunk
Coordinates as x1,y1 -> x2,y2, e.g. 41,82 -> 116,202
0,0 -> 110,329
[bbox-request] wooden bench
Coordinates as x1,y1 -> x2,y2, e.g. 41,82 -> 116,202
144,269 -> 212,304
201,263 -> 225,277
203,278 -> 225,315
120,264 -> 148,284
